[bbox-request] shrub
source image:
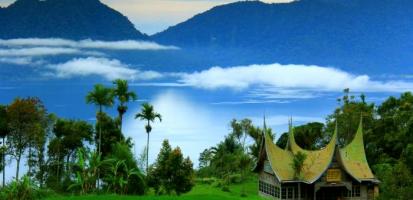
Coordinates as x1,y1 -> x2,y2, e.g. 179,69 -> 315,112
0,176 -> 48,200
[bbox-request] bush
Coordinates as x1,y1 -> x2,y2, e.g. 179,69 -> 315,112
0,176 -> 51,200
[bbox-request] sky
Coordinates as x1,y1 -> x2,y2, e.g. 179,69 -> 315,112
0,0 -> 294,34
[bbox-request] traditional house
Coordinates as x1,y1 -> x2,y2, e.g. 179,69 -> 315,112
253,119 -> 379,200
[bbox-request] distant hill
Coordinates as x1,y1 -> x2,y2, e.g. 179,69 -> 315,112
0,0 -> 148,40
153,0 -> 413,74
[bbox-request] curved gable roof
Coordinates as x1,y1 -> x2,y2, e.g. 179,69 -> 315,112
264,132 -> 295,181
339,119 -> 376,182
256,118 -> 378,184
288,126 -> 337,183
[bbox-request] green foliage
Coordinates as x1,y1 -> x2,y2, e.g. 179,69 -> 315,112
104,142 -> 146,195
291,151 -> 307,180
326,89 -> 374,147
148,140 -> 194,195
0,176 -> 51,200
375,162 -> 413,200
46,118 -> 93,192
96,113 -> 125,158
69,149 -> 103,194
276,132 -> 288,149
6,97 -> 49,181
112,79 -> 138,131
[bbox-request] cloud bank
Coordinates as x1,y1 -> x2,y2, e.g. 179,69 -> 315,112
0,38 -> 178,50
47,57 -> 163,81
178,63 -> 413,93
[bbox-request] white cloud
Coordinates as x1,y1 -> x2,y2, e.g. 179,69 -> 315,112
0,57 -> 35,65
0,38 -> 178,50
178,63 -> 413,93
0,47 -> 87,57
47,57 -> 163,81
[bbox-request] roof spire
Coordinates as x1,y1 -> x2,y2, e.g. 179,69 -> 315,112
285,116 -> 293,150
262,113 -> 267,137
335,118 -> 339,145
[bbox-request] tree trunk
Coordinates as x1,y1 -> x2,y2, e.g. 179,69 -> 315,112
28,144 -> 32,178
146,121 -> 150,174
97,105 -> 102,190
119,113 -> 123,136
66,153 -> 71,174
16,152 -> 21,181
2,137 -> 5,187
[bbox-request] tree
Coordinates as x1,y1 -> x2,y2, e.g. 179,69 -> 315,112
148,140 -> 194,195
276,132 -> 289,149
0,105 -> 8,187
230,119 -> 252,151
293,122 -> 325,150
135,103 -> 162,174
86,84 -> 114,155
249,125 -> 275,161
95,113 -> 124,158
32,113 -> 55,188
326,89 -> 374,146
53,119 -> 93,175
6,97 -> 47,181
86,84 -> 113,188
167,148 -> 194,195
113,79 -> 137,132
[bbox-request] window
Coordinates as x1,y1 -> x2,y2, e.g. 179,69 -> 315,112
264,161 -> 273,174
259,180 -> 280,198
282,187 -> 287,199
287,187 -> 293,198
352,185 -> 361,197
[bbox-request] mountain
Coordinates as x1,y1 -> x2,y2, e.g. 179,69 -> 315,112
153,0 -> 413,74
0,0 -> 147,40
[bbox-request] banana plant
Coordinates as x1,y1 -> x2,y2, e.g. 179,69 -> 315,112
69,148 -> 103,194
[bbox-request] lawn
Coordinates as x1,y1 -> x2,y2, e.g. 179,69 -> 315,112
46,178 -> 264,200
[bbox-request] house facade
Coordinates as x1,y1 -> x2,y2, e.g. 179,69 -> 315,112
254,119 -> 379,200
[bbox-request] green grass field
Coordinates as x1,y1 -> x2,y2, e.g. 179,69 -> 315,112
46,178 -> 264,200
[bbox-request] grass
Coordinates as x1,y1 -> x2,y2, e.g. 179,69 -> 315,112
46,177 -> 264,200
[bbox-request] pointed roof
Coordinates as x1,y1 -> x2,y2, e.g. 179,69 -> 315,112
339,118 -> 377,182
287,125 -> 337,183
256,118 -> 378,184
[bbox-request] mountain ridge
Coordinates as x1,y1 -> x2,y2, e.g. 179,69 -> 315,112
151,0 -> 413,74
0,0 -> 148,40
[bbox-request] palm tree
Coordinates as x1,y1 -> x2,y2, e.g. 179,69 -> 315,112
112,79 -> 137,133
86,84 -> 113,189
86,84 -> 114,154
135,103 -> 161,174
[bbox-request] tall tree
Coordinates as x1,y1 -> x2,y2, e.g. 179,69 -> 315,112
7,97 -> 47,181
135,103 -> 162,174
0,105 -> 8,187
86,84 -> 114,155
113,79 -> 137,133
95,112 -> 124,158
230,119 -> 252,151
86,84 -> 113,189
53,119 -> 93,175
